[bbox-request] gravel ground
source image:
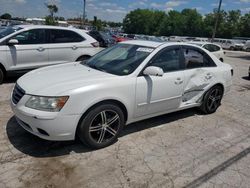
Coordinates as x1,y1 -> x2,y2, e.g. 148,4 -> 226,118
0,51 -> 249,188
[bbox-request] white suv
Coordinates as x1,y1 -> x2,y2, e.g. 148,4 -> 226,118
0,25 -> 102,84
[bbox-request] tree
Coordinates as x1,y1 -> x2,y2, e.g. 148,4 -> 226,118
45,3 -> 58,26
239,13 -> 250,37
123,9 -> 165,35
0,13 -> 12,20
45,3 -> 58,18
123,8 -> 250,38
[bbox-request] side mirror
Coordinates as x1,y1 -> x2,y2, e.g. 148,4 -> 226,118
8,39 -> 19,46
143,66 -> 164,77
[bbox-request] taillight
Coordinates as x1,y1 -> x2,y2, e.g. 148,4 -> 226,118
231,69 -> 234,76
91,42 -> 99,47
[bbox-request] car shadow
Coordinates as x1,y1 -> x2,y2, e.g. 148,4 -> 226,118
7,108 -> 199,158
226,54 -> 250,61
3,74 -> 24,84
242,76 -> 250,81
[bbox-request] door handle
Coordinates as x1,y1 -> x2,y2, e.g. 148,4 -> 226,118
175,78 -> 183,85
72,46 -> 78,50
37,47 -> 45,52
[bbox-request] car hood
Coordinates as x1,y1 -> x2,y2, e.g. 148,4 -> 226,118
17,62 -> 117,96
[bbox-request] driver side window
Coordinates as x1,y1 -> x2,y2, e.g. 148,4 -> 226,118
150,48 -> 181,73
11,29 -> 46,45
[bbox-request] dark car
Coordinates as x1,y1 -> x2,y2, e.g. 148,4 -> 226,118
88,30 -> 116,47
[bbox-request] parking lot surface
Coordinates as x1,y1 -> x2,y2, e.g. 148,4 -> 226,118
0,51 -> 250,188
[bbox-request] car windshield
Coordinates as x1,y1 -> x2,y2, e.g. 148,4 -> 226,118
82,43 -> 154,76
0,26 -> 22,39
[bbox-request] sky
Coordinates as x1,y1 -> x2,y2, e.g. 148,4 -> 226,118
0,0 -> 249,22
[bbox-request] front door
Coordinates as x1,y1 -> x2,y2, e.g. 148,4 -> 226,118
6,29 -> 49,70
135,46 -> 185,117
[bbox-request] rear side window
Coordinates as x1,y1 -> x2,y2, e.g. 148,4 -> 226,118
11,29 -> 46,45
50,29 -> 85,43
182,47 -> 216,69
203,44 -> 220,52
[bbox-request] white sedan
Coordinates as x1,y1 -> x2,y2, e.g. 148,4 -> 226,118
189,42 -> 225,62
11,41 -> 233,149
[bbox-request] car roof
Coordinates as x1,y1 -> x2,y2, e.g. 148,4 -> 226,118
189,41 -> 222,47
13,24 -> 88,32
121,40 -> 209,49
121,40 -> 164,48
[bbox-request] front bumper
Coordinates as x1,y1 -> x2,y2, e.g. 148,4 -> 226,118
11,95 -> 80,141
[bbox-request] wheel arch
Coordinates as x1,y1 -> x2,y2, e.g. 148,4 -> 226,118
76,55 -> 91,62
202,83 -> 225,101
0,63 -> 6,75
75,99 -> 128,138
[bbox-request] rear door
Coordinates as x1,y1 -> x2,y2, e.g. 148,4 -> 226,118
6,29 -> 49,70
48,29 -> 86,64
135,46 -> 185,117
181,45 -> 218,104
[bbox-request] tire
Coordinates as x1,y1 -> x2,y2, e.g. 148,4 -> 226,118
246,48 -> 250,52
200,85 -> 223,114
0,68 -> 4,85
219,58 -> 224,62
76,56 -> 91,62
77,103 -> 125,149
229,46 -> 234,51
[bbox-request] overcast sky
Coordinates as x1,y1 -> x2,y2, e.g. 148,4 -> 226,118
0,0 -> 249,22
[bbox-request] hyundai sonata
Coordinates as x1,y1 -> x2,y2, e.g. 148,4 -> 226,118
11,41 -> 233,149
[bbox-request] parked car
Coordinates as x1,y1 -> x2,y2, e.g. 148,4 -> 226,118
243,40 -> 250,52
189,42 -> 225,62
112,35 -> 128,42
0,25 -> 102,84
11,41 -> 233,149
88,30 -> 116,47
220,40 -> 244,50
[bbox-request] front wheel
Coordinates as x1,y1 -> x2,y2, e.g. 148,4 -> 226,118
200,85 -> 223,114
77,103 -> 125,149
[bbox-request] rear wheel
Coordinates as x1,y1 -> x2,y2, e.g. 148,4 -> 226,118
0,68 -> 4,84
77,103 -> 125,149
200,85 -> 223,114
229,46 -> 234,51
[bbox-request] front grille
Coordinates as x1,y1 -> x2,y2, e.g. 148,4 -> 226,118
12,84 -> 25,104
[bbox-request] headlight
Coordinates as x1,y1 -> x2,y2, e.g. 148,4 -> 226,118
25,96 -> 69,112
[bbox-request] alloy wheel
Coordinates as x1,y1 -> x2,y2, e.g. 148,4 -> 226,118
207,88 -> 222,112
89,110 -> 120,144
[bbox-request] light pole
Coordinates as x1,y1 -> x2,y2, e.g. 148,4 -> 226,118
212,0 -> 222,42
83,0 -> 86,27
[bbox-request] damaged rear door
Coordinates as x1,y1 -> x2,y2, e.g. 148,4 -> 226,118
180,45 -> 217,105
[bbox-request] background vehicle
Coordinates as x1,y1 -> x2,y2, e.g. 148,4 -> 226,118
12,41 -> 233,149
189,42 -> 225,62
88,30 -> 116,47
243,40 -> 250,52
0,25 -> 102,84
220,40 -> 244,50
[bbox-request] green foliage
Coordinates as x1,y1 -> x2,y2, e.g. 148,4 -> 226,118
123,8 -> 250,38
45,16 -> 58,26
0,13 -> 12,20
92,16 -> 103,31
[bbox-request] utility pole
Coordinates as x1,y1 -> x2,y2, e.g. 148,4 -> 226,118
83,0 -> 86,28
212,0 -> 222,42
